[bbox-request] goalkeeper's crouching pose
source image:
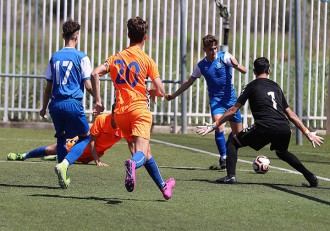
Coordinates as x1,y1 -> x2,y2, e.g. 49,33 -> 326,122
196,57 -> 324,187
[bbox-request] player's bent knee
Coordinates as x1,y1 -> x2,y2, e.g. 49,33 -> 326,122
46,145 -> 57,155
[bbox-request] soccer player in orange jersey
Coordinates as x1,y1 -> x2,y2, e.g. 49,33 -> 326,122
7,114 -> 124,167
91,17 -> 175,200
77,113 -> 123,165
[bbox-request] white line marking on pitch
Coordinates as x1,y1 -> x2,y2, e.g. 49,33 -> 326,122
0,160 -> 54,164
1,138 -> 329,182
0,137 -> 55,142
151,139 -> 330,182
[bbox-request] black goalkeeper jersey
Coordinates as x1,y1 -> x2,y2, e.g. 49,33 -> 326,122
237,78 -> 291,133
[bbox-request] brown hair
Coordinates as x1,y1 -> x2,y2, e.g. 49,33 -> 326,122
202,35 -> 218,48
127,17 -> 148,43
62,18 -> 81,41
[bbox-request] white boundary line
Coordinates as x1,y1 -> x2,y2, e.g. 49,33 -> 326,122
151,139 -> 330,182
0,160 -> 54,164
0,137 -> 55,142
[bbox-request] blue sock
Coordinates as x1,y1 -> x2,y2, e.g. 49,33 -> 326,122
65,135 -> 90,165
215,131 -> 226,159
144,157 -> 166,190
25,146 -> 47,158
131,151 -> 146,169
56,137 -> 67,163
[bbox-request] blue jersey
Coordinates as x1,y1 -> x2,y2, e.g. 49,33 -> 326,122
191,51 -> 237,105
45,47 -> 92,101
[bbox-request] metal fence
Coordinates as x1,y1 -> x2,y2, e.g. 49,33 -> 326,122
0,0 -> 329,132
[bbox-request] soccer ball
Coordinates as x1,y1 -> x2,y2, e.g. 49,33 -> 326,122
252,155 -> 270,174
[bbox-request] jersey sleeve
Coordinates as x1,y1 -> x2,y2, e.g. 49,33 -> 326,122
281,90 -> 289,110
45,62 -> 53,81
237,83 -> 251,105
223,52 -> 234,67
104,56 -> 114,73
81,56 -> 92,80
191,64 -> 202,78
147,58 -> 160,80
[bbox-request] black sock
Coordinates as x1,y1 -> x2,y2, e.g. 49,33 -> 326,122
275,150 -> 314,179
226,135 -> 240,176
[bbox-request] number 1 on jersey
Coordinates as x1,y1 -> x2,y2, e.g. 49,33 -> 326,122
267,91 -> 277,109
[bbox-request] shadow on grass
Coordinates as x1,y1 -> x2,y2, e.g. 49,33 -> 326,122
30,194 -> 123,205
189,179 -> 330,206
30,194 -> 166,204
0,183 -> 58,190
264,184 -> 330,206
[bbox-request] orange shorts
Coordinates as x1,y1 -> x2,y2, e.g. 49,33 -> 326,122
114,107 -> 152,142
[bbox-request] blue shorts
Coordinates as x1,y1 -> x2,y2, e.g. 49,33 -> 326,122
210,100 -> 242,123
49,99 -> 90,138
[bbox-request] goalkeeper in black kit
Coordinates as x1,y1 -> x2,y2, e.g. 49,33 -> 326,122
197,57 -> 324,186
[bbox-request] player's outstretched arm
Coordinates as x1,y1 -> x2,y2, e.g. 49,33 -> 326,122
89,135 -> 108,167
149,77 -> 166,104
196,122 -> 218,136
82,56 -> 94,97
230,57 -> 247,74
84,79 -> 94,97
151,77 -> 166,97
304,129 -> 324,148
196,102 -> 242,136
166,76 -> 196,101
40,81 -> 52,118
285,107 -> 324,148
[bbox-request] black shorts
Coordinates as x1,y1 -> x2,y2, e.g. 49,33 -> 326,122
236,124 -> 291,151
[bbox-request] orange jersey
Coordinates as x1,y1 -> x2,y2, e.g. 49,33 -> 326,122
66,114 -> 122,162
79,114 -> 122,160
104,45 -> 160,114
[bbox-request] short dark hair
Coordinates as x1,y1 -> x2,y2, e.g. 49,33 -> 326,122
62,18 -> 81,41
202,35 -> 218,48
127,17 -> 148,43
254,57 -> 270,75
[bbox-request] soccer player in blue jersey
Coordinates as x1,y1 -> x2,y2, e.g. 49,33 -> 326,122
40,19 -> 94,189
166,34 -> 246,170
